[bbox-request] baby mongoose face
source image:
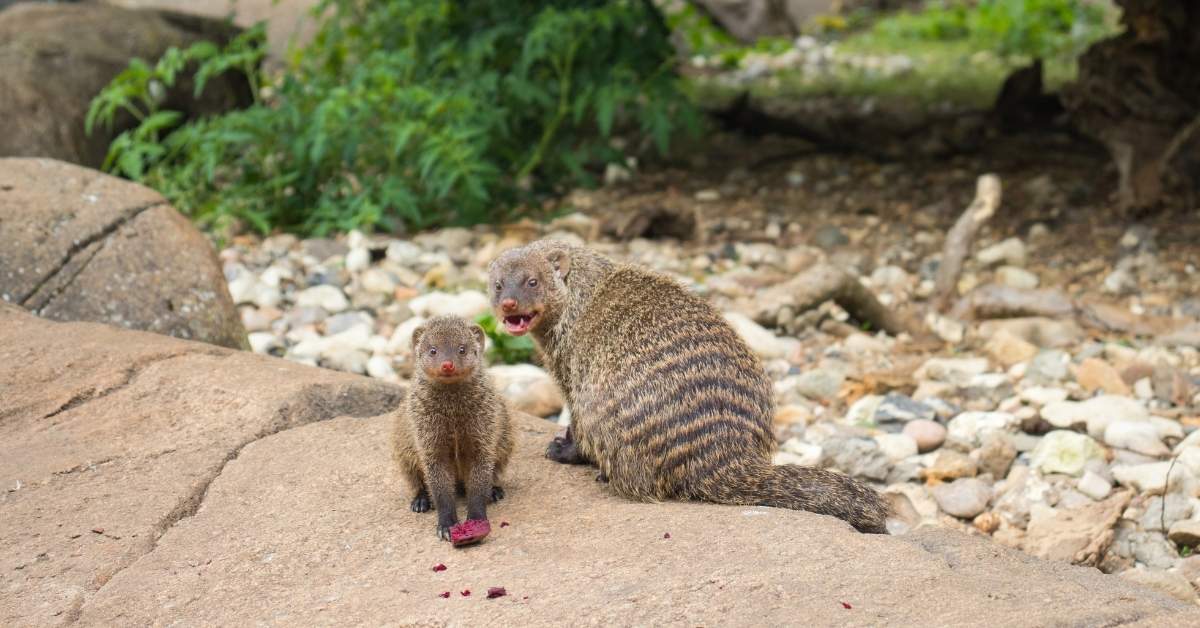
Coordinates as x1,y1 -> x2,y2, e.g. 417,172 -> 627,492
411,316 -> 486,384
487,244 -> 569,336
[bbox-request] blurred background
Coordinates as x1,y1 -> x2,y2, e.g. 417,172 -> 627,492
2,0 -> 1200,603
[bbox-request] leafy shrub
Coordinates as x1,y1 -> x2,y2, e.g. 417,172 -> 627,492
871,0 -> 1112,59
88,0 -> 698,236
475,312 -> 535,365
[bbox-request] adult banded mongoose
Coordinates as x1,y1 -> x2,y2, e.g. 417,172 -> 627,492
487,240 -> 890,533
392,315 -> 514,540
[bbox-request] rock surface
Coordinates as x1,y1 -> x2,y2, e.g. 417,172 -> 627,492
0,3 -> 251,167
0,159 -> 247,349
3,305 -> 1197,626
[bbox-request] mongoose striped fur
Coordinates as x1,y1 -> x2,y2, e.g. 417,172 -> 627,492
487,240 -> 890,533
392,315 -> 514,540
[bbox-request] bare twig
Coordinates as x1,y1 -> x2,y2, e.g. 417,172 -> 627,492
933,174 -> 1003,312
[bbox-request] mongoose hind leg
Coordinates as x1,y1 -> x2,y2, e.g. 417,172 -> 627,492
546,425 -> 589,464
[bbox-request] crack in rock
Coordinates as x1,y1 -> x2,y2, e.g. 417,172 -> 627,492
17,200 -> 166,307
69,381 -> 403,624
28,238 -> 105,314
40,350 -> 220,420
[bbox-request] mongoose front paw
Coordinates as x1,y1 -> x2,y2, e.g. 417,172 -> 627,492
490,485 -> 506,502
546,436 -> 585,464
595,472 -> 608,483
411,493 -> 432,513
436,521 -> 457,541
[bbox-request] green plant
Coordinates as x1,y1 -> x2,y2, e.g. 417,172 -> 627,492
475,313 -> 536,365
871,0 -> 1113,59
89,0 -> 698,236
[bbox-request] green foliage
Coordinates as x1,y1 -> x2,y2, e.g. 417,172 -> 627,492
88,0 -> 698,236
871,0 -> 1113,59
475,313 -> 535,365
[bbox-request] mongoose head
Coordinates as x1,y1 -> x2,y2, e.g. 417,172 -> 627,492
411,315 -> 486,384
487,240 -> 571,336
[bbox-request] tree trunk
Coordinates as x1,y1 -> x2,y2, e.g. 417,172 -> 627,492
1061,0 -> 1200,211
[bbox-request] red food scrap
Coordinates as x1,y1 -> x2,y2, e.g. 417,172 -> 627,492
663,532 -> 671,539
461,590 -> 471,597
841,602 -> 852,609
500,521 -> 510,528
450,519 -> 491,547
432,563 -> 447,572
438,591 -> 450,599
486,587 -> 507,599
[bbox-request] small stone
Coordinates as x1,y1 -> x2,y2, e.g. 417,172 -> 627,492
322,347 -> 368,374
903,419 -> 946,453
976,237 -> 1026,268
813,225 -> 849,249
995,266 -> 1038,289
820,437 -> 891,481
345,247 -> 370,273
1025,350 -> 1069,384
1019,386 -> 1068,406
247,332 -> 281,355
947,411 -> 1018,448
921,450 -> 977,482
1140,494 -> 1193,532
973,511 -> 1001,534
1076,471 -> 1112,500
793,369 -> 844,401
1168,520 -> 1200,547
409,291 -> 490,320
1120,570 -> 1196,603
1030,430 -> 1105,477
694,189 -> 720,202
1041,395 -> 1150,437
985,329 -> 1038,367
875,433 -> 918,462
773,405 -> 811,429
386,316 -> 427,355
366,356 -> 397,380
1134,378 -> 1155,399
931,479 -> 991,519
780,438 -> 823,467
295,285 -> 350,313
1112,461 -> 1190,493
975,433 -> 1017,478
1129,531 -> 1181,569
874,394 -> 935,424
924,313 -> 965,344
724,313 -> 798,360
1104,420 -> 1170,457
1075,358 -> 1131,396
916,358 -> 989,386
360,269 -> 398,294
490,364 -> 563,418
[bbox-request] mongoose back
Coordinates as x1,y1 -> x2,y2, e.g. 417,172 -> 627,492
392,315 -> 514,540
487,240 -> 889,533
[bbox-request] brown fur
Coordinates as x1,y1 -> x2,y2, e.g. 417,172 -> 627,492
392,315 -> 514,540
488,240 -> 890,533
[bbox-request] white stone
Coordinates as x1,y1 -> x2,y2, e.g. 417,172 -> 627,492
295,285 -> 349,313
875,433 -> 919,462
1076,470 -> 1112,500
995,266 -> 1039,289
345,247 -> 370,273
366,355 -> 398,381
845,395 -> 883,426
247,332 -> 281,354
1104,421 -> 1170,457
1134,378 -> 1155,399
1112,461 -> 1192,493
947,411 -> 1019,447
360,269 -> 397,294
1030,430 -> 1105,477
226,274 -> 258,305
916,357 -> 990,385
386,316 -> 427,355
1040,395 -> 1150,438
779,438 -> 823,467
724,312 -> 798,360
490,364 -> 564,417
385,240 -> 423,266
1019,386 -> 1069,406
976,237 -> 1027,268
409,290 -> 490,320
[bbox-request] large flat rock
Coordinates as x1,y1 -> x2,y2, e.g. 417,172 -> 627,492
2,304 -> 1199,626
0,304 -> 402,625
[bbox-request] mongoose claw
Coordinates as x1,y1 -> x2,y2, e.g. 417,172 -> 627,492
595,472 -> 608,483
411,493 -> 432,513
490,485 -> 505,502
437,522 -> 455,541
546,436 -> 586,464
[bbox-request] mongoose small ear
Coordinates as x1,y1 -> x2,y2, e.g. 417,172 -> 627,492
471,324 -> 486,351
547,249 -> 570,280
410,324 -> 426,351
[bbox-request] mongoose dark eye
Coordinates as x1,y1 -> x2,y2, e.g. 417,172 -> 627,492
494,281 -> 502,292
527,278 -> 538,288
429,348 -> 437,356
458,345 -> 466,355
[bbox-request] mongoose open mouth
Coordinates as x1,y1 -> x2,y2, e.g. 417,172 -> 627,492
503,313 -> 536,335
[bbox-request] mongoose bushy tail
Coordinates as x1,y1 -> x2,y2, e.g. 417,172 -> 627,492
487,240 -> 890,534
392,315 -> 514,540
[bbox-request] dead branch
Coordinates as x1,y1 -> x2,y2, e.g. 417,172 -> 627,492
761,263 -> 928,338
933,174 -> 1003,312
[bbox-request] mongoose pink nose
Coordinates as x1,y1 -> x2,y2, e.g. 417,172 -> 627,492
440,361 -> 455,375
500,298 -> 517,312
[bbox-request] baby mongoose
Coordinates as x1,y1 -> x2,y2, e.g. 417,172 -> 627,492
392,315 -> 514,541
487,240 -> 890,533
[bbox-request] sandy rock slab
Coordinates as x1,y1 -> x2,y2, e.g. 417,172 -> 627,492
0,304 -> 403,626
0,159 -> 247,349
77,418 -> 1198,626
